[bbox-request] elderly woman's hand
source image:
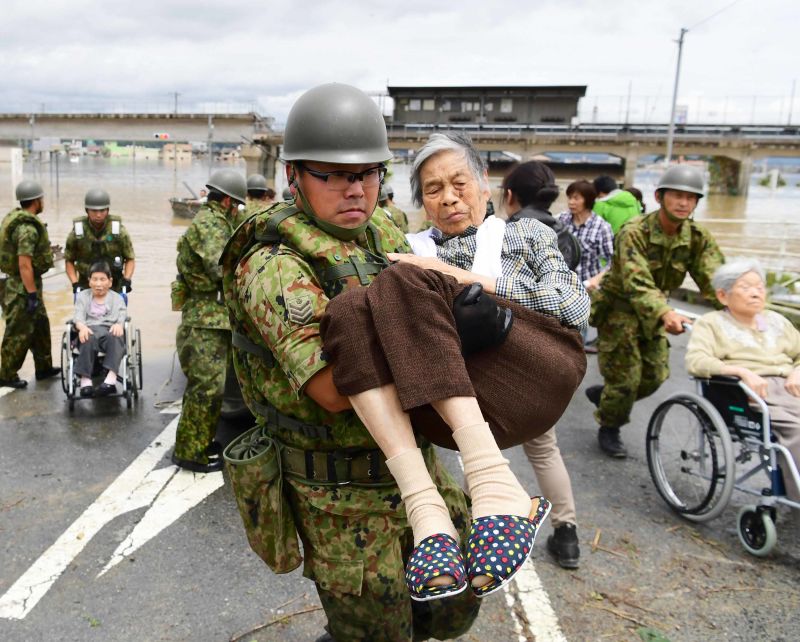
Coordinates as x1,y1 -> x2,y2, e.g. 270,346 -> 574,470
738,369 -> 769,399
77,325 -> 93,344
786,368 -> 800,398
110,323 -> 124,338
387,253 -> 495,292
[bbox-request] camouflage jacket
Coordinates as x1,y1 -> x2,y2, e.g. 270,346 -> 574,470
0,208 -> 53,276
234,199 -> 271,229
64,215 -> 134,290
176,201 -> 233,329
220,202 -> 410,451
384,203 -> 409,233
595,210 -> 724,338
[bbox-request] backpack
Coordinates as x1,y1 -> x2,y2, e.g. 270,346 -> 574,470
508,207 -> 581,271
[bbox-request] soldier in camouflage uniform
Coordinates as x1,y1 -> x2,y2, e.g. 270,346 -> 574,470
379,183 -> 410,233
221,83 -> 480,641
172,168 -> 247,473
0,180 -> 60,388
587,165 -> 724,457
234,174 -> 275,228
65,188 -> 135,294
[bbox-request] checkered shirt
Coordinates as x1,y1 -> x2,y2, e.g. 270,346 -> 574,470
557,211 -> 614,282
431,217 -> 589,328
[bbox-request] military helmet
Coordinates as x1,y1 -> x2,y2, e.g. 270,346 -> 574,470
282,187 -> 293,200
379,184 -> 389,202
15,179 -> 44,202
206,169 -> 247,204
657,165 -> 705,198
84,188 -> 111,210
246,174 -> 269,192
282,83 -> 392,164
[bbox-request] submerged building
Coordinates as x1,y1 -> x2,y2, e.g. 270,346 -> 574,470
387,85 -> 586,127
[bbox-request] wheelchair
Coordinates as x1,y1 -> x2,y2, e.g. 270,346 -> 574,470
59,317 -> 143,411
646,375 -> 800,557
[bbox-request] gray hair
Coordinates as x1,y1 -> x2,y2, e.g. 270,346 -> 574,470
711,258 -> 766,292
410,132 -> 488,207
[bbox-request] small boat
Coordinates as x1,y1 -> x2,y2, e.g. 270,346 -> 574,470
169,197 -> 202,219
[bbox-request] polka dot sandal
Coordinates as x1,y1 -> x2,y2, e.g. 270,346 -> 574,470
405,533 -> 468,602
465,496 -> 552,598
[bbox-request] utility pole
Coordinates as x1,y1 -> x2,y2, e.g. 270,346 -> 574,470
625,81 -> 632,125
665,27 -> 687,165
789,79 -> 797,126
173,92 -> 179,116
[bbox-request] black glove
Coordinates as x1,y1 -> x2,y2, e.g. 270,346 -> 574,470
25,292 -> 39,315
453,283 -> 513,356
121,278 -> 132,293
71,282 -> 80,294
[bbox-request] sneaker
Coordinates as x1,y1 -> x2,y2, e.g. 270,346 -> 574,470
0,376 -> 28,389
598,426 -> 627,458
547,523 -> 580,569
585,385 -> 604,407
35,367 -> 61,381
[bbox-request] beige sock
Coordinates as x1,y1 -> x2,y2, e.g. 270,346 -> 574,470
452,422 -> 531,520
386,448 -> 458,546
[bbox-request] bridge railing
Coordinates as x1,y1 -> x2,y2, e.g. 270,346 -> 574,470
1,100 -> 268,117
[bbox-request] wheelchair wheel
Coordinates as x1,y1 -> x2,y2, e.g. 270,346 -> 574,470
59,332 -> 70,395
135,328 -> 143,390
737,505 -> 777,556
646,393 -> 735,522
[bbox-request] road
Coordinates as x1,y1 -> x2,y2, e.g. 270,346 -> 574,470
1,300 -> 798,641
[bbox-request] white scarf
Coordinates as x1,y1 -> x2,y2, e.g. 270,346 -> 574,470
405,215 -> 506,279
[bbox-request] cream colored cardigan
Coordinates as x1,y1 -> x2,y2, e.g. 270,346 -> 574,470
686,309 -> 800,378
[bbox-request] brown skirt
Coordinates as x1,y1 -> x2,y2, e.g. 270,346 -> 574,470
320,262 -> 586,450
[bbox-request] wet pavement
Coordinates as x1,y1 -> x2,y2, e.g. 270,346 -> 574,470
1,296 -> 799,642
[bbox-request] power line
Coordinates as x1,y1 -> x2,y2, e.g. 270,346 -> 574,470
688,0 -> 746,32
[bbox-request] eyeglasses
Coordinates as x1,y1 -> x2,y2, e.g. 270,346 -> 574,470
300,164 -> 386,191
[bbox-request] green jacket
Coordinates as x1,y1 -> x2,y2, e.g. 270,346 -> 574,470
64,215 -> 134,290
593,189 -> 641,234
176,201 -> 233,330
220,202 -> 410,452
0,208 -> 53,276
592,211 -> 724,339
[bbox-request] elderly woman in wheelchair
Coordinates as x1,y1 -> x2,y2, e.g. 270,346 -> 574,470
647,258 -> 799,556
72,261 -> 127,397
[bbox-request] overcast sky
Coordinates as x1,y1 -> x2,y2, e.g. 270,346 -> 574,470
2,0 -> 797,125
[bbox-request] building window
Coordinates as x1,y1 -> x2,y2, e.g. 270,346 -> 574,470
409,99 -> 421,111
441,100 -> 451,111
500,98 -> 513,113
485,102 -> 494,112
423,99 -> 435,111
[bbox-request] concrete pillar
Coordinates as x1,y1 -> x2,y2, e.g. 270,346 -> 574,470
623,145 -> 639,187
241,142 -> 280,188
736,152 -> 752,197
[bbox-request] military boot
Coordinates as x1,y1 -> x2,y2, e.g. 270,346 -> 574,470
598,426 -> 627,458
0,375 -> 28,389
35,366 -> 61,381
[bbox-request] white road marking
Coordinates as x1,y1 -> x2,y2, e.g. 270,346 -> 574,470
0,414 -> 223,620
0,386 -> 15,398
455,453 -> 566,641
99,468 -> 224,576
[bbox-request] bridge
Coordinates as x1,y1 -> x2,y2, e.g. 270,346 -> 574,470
245,123 -> 800,195
0,111 -> 272,145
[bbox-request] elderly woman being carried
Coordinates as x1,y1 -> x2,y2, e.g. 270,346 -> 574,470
686,258 -> 800,502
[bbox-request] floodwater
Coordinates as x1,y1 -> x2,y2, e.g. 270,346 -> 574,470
1,156 -> 799,370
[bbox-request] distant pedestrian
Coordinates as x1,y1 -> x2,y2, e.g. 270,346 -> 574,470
379,184 -> 410,233
625,186 -> 647,213
237,174 -> 275,227
592,175 -> 640,233
0,180 -> 61,388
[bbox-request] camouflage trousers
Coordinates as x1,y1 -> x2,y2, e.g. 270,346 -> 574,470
0,284 -> 53,379
595,309 -> 669,429
175,324 -> 230,463
286,446 -> 481,641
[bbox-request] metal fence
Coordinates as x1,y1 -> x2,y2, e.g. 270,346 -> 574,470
0,100 -> 268,116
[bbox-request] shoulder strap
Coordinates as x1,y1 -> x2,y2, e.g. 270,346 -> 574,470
255,205 -> 300,244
